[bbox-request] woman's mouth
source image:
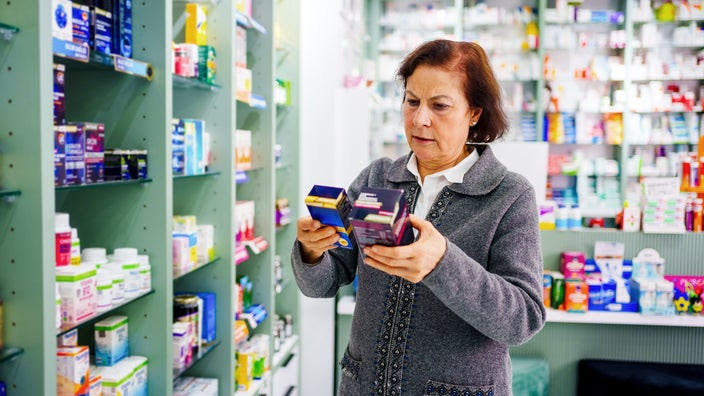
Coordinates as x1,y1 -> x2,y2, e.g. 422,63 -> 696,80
412,136 -> 435,144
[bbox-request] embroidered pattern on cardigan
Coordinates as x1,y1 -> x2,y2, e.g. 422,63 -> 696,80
424,380 -> 494,396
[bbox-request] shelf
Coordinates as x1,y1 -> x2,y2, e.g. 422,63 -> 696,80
0,22 -> 19,41
0,347 -> 24,363
53,38 -> 153,80
172,75 -> 222,91
173,257 -> 221,281
0,189 -> 21,201
236,11 -> 267,34
272,334 -> 299,370
631,77 -> 704,82
580,207 -> 621,218
235,372 -> 269,396
632,109 -> 703,114
237,96 -> 268,109
173,339 -> 221,379
242,236 -> 269,255
173,171 -> 221,180
545,21 -> 624,26
55,178 -> 152,191
337,295 -> 356,316
546,308 -> 704,327
57,289 -> 155,337
633,19 -> 704,25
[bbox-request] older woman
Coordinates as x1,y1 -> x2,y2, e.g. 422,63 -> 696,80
293,39 -> 546,396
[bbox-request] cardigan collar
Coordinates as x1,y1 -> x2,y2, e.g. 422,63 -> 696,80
386,145 -> 507,196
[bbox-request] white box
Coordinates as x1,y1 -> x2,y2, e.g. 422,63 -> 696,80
56,346 -> 90,396
89,371 -> 102,396
52,0 -> 74,41
94,315 -> 129,366
174,376 -> 219,396
93,359 -> 134,396
124,356 -> 148,396
56,264 -> 97,325
57,328 -> 78,347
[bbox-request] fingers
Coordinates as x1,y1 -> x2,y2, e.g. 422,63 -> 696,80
364,244 -> 415,261
298,216 -> 322,232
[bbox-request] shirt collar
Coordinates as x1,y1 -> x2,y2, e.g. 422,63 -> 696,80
387,145 -> 507,196
406,148 -> 479,185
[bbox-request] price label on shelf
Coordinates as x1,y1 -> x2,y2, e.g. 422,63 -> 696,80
52,38 -> 89,62
113,55 -> 154,81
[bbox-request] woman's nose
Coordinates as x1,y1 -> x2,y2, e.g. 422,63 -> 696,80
413,105 -> 431,128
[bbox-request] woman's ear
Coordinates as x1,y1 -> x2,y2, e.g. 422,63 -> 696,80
470,108 -> 483,126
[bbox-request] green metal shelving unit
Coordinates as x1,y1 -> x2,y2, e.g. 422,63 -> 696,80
0,0 -> 300,394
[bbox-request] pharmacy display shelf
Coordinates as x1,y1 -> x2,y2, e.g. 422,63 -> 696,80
337,295 -> 356,316
544,21 -> 624,26
580,207 -> 622,218
379,22 -> 455,30
235,372 -> 269,396
172,339 -> 222,379
0,22 -> 19,40
173,171 -> 221,180
172,75 -> 222,91
56,289 -> 155,337
173,257 -> 221,281
546,309 -> 704,328
631,77 -> 704,82
54,178 -> 153,191
272,334 -> 299,371
0,189 -> 21,198
53,44 -> 154,81
236,11 -> 267,34
236,97 -> 268,109
633,19 -> 704,25
632,109 -> 704,114
0,347 -> 24,363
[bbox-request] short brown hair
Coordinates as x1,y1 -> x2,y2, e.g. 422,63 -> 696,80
397,40 -> 508,143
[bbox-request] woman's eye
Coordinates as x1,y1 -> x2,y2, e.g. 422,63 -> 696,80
406,99 -> 419,106
433,103 -> 449,110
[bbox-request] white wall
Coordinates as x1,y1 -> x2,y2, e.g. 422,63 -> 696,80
299,1 -> 344,395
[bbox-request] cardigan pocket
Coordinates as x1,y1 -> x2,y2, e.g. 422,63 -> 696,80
422,379 -> 495,396
339,347 -> 361,381
338,347 -> 362,395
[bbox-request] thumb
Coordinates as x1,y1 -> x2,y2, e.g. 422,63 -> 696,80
408,214 -> 430,233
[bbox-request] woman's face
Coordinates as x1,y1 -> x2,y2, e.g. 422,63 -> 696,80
403,65 -> 480,169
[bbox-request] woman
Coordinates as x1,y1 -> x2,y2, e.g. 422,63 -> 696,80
292,39 -> 546,396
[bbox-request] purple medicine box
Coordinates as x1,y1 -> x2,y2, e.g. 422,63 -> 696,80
80,122 -> 105,184
349,187 -> 415,249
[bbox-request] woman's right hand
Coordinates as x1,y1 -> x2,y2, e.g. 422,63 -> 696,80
297,216 -> 341,264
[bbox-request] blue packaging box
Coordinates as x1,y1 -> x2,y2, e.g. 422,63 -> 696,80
53,63 -> 66,126
72,4 -> 90,46
54,126 -> 67,186
65,124 -> 86,185
92,7 -> 112,54
111,0 -> 132,58
304,185 -> 354,249
349,187 -> 415,249
183,119 -> 197,175
193,119 -> 205,174
172,119 -> 185,175
196,292 -> 216,343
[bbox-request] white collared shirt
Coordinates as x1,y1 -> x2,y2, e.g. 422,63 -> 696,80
406,149 -> 479,222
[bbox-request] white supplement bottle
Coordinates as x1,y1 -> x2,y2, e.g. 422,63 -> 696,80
96,269 -> 113,312
137,255 -> 151,292
113,248 -> 140,298
82,247 -> 108,269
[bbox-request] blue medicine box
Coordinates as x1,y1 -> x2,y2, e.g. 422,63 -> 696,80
111,0 -> 132,58
305,185 -> 354,249
92,7 -> 112,54
196,292 -> 216,343
72,4 -> 90,46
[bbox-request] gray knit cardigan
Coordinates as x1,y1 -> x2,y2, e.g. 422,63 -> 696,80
292,146 -> 546,396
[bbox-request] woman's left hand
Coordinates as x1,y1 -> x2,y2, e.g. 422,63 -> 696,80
363,214 -> 447,283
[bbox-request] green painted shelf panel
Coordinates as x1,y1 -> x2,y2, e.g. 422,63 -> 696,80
172,75 -> 222,91
0,189 -> 21,198
0,347 -> 24,363
55,179 -> 152,191
271,334 -> 298,371
57,289 -> 155,337
173,171 -> 221,180
53,50 -> 154,80
0,22 -> 19,40
173,339 -> 221,379
173,257 -> 221,281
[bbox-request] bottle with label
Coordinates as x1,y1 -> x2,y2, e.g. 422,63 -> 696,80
55,213 -> 72,266
555,204 -> 569,230
568,205 -> 582,230
70,228 -> 81,265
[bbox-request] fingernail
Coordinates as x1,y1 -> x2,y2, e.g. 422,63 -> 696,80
371,246 -> 378,252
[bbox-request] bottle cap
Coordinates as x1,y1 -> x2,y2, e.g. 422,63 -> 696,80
55,213 -> 70,230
